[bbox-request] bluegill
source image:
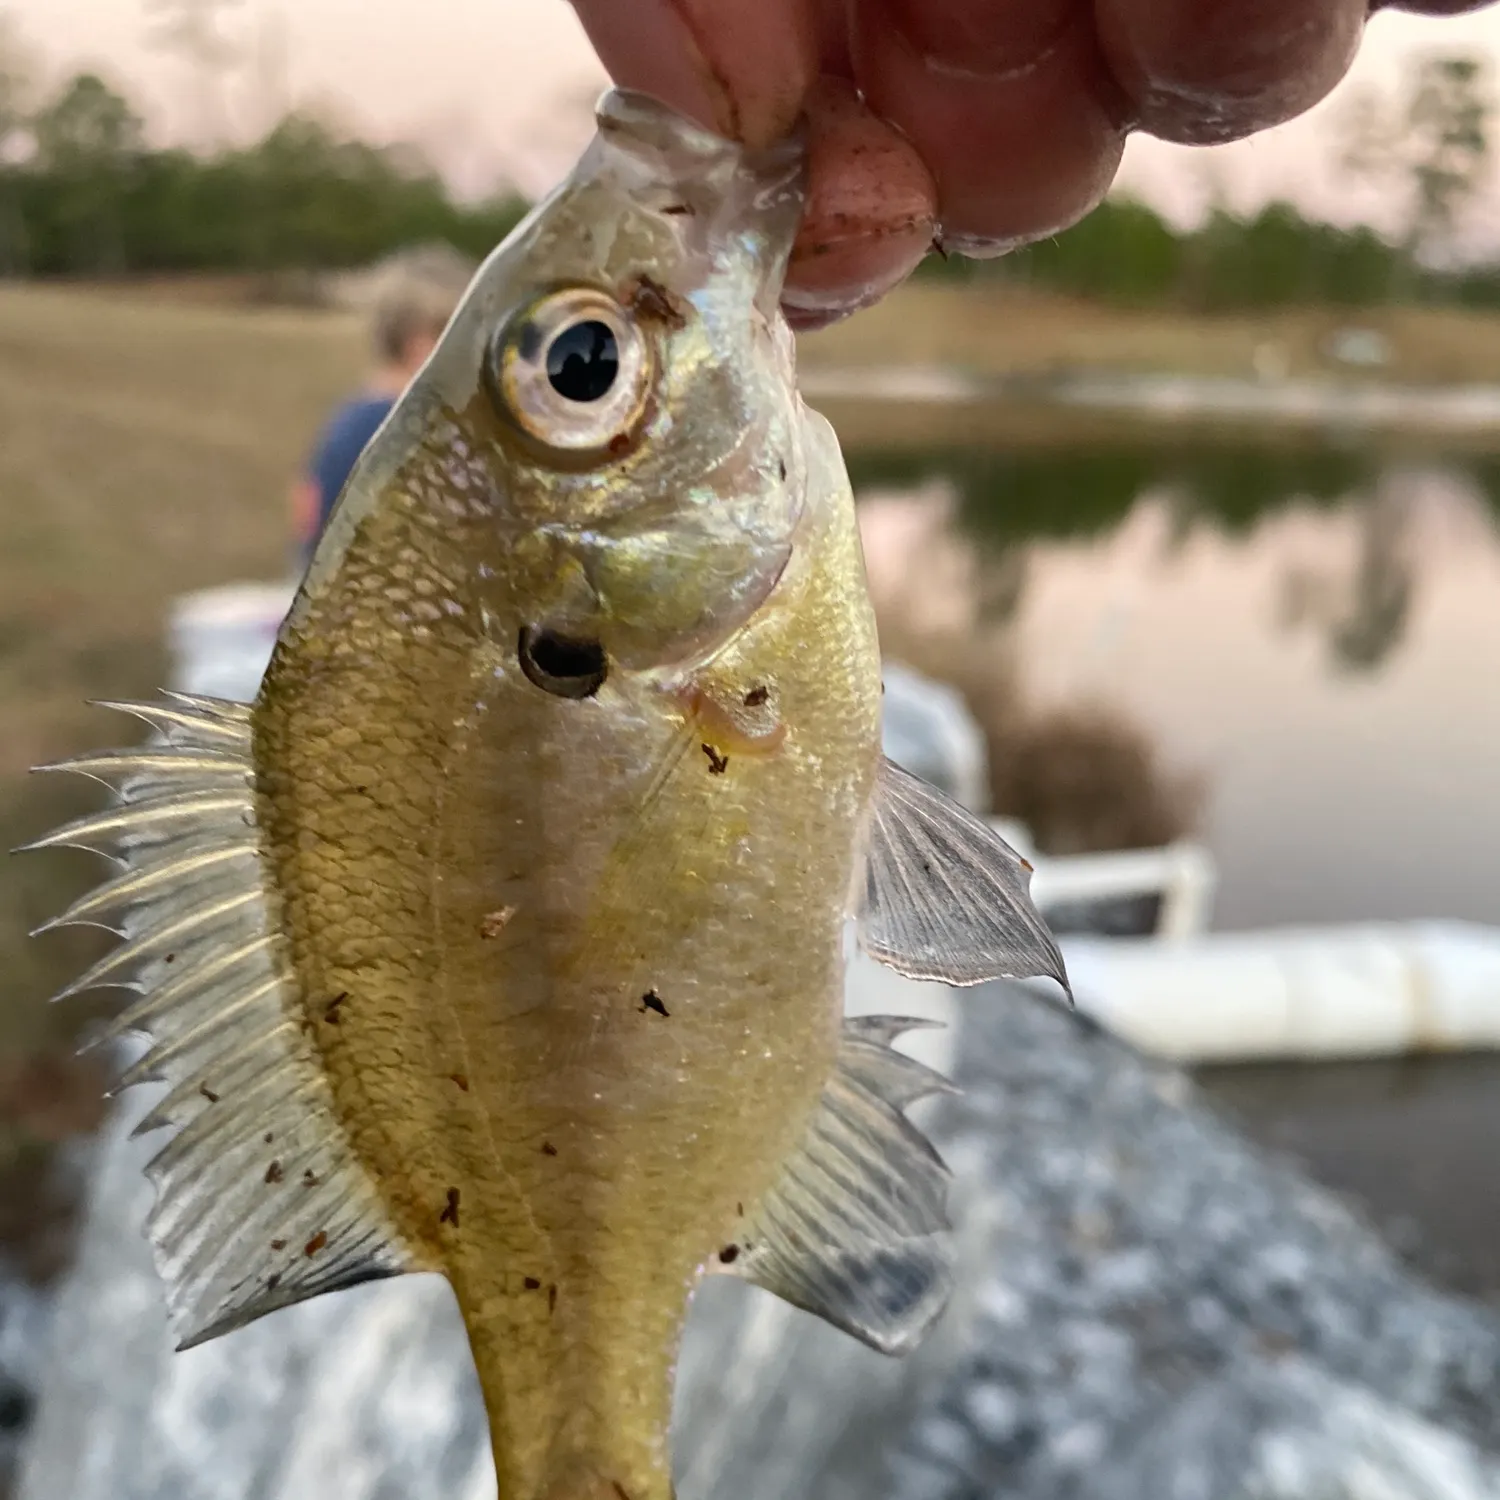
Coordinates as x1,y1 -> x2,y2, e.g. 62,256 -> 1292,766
27,91 -> 1067,1500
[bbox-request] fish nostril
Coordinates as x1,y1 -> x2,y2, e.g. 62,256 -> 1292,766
517,626 -> 608,700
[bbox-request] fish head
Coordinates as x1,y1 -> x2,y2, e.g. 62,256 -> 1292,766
311,89 -> 812,689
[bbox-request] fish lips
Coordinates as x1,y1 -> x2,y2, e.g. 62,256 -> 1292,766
594,88 -> 808,317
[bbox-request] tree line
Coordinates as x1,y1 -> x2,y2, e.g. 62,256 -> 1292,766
0,51 -> 1497,312
0,71 -> 528,277
924,196 -> 1500,313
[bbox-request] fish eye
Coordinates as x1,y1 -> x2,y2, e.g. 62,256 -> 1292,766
493,289 -> 651,455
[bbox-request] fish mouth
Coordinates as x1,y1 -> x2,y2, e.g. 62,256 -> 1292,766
594,88 -> 807,312
517,625 -> 609,700
596,88 -> 806,179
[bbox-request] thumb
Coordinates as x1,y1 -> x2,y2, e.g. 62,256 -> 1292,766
569,0 -> 818,148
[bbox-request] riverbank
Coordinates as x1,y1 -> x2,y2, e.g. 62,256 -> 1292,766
800,280 -> 1500,388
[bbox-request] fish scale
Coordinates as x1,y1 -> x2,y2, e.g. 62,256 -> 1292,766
24,89 -> 1069,1500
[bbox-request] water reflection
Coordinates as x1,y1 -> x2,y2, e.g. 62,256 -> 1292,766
847,441 -> 1387,551
1201,1051 -> 1500,1305
1278,475 -> 1417,673
852,439 -> 1500,932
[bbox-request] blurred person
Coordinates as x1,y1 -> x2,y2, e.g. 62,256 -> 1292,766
290,272 -> 462,568
568,0 -> 1497,329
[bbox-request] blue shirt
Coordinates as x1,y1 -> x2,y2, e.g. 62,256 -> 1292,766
303,394 -> 396,553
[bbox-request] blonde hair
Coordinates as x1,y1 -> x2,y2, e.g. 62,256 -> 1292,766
367,246 -> 476,363
372,276 -> 463,363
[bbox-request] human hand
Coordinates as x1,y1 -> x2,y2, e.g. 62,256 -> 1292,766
569,0 -> 1496,329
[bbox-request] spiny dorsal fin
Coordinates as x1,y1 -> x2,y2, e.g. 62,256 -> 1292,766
860,756 -> 1071,996
720,1015 -> 958,1356
24,694 -> 424,1351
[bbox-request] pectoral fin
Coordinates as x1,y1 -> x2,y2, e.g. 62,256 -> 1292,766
721,1016 -> 958,1355
23,695 -> 425,1350
859,756 -> 1070,996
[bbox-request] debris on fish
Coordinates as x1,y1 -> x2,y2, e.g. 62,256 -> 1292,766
24,89 -> 1068,1500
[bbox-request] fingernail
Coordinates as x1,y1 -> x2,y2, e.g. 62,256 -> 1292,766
940,232 -> 1027,260
782,218 -> 933,329
780,78 -> 937,327
782,284 -> 886,332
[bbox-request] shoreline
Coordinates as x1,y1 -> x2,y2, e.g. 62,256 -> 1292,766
801,364 -> 1500,441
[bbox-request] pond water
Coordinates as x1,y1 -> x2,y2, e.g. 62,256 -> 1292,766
851,438 -> 1500,931
846,430 -> 1500,1301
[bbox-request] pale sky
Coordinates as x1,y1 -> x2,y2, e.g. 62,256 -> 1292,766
13,0 -> 1500,243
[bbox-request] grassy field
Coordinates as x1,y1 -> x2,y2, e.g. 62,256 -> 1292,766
0,284 -> 367,1270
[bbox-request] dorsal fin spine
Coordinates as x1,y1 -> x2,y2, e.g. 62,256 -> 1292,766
25,693 -> 425,1350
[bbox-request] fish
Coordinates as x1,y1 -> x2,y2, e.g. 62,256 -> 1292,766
24,89 -> 1068,1500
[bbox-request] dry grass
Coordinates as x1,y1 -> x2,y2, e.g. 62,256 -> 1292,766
0,284 -> 364,1262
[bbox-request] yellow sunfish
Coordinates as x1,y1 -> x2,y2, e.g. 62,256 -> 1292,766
28,90 -> 1067,1500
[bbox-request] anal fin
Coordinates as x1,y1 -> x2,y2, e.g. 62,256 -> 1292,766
24,694 -> 426,1351
860,755 -> 1070,995
721,1016 -> 958,1356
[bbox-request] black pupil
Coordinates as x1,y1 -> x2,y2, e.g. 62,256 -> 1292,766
545,320 -> 619,403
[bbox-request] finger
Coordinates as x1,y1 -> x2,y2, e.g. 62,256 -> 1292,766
782,77 -> 937,330
568,0 -> 818,147
1370,0 -> 1496,11
850,0 -> 1127,254
811,0 -> 855,72
856,0 -> 1085,77
1095,0 -> 1367,145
